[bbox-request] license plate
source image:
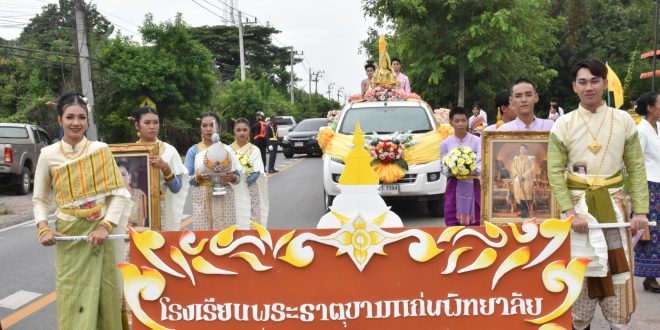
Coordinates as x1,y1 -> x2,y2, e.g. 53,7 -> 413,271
294,142 -> 303,147
378,184 -> 399,195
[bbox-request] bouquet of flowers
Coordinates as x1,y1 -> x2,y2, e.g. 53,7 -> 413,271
348,93 -> 364,102
433,108 -> 450,125
364,131 -> 415,169
236,152 -> 253,175
317,127 -> 335,151
363,86 -> 420,102
442,146 -> 478,179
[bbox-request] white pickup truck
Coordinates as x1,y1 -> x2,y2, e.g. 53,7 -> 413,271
322,100 -> 447,216
0,123 -> 52,194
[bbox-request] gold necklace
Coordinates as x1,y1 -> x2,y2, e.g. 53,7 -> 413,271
584,109 -> 614,189
577,108 -> 608,154
59,140 -> 89,160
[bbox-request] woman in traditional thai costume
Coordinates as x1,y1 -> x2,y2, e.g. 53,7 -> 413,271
184,113 -> 248,230
134,106 -> 189,231
633,91 -> 660,293
232,118 -> 269,227
33,92 -> 131,329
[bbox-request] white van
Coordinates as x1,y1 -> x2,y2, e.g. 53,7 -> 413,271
322,100 -> 447,216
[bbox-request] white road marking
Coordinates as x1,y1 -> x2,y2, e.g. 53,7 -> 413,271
0,215 -> 55,233
0,290 -> 42,310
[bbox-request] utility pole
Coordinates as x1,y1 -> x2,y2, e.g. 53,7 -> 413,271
308,68 -> 312,100
238,11 -> 246,81
326,83 -> 334,100
337,87 -> 344,104
287,47 -> 302,103
74,0 -> 97,140
313,70 -> 323,94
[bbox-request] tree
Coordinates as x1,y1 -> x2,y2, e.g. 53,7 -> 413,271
0,0 -> 112,136
542,0 -> 656,112
95,13 -> 217,150
362,0 -> 558,119
189,25 -> 301,91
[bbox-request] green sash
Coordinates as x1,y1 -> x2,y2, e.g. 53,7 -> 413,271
566,171 -> 623,224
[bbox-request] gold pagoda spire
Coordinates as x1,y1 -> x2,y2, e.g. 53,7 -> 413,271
338,121 -> 380,185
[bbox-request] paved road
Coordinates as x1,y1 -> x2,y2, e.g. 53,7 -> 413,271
1,155 -> 659,329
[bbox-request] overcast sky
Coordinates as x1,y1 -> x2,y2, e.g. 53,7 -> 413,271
0,0 -> 378,102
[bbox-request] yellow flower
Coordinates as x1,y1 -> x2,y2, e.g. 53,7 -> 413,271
465,157 -> 472,165
451,168 -> 459,175
470,163 -> 477,171
460,168 -> 469,176
457,158 -> 465,165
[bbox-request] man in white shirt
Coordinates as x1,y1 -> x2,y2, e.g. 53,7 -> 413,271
550,97 -> 565,116
468,101 -> 488,132
484,90 -> 516,131
391,57 -> 411,93
498,78 -> 554,131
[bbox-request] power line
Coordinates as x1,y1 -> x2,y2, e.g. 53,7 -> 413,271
190,0 -> 231,24
0,43 -> 88,58
2,51 -> 75,66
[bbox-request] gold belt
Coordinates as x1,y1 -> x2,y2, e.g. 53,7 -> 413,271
59,202 -> 105,218
566,172 -> 623,190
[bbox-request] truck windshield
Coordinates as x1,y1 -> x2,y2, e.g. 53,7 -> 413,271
0,127 -> 28,138
275,117 -> 294,125
295,119 -> 326,131
338,106 -> 432,134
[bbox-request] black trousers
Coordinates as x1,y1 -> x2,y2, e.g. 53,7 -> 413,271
268,140 -> 279,171
254,138 -> 267,167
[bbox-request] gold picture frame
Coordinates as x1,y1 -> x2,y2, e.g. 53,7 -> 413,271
109,143 -> 161,231
480,131 -> 559,224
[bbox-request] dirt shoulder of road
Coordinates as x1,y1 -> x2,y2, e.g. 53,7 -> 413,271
0,193 -> 55,229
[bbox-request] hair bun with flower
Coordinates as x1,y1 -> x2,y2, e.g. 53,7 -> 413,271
127,116 -> 135,122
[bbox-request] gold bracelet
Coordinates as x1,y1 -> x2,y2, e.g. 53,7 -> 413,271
99,220 -> 114,232
164,172 -> 175,182
38,227 -> 51,238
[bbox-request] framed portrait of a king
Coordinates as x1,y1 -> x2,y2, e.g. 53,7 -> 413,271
480,131 -> 559,224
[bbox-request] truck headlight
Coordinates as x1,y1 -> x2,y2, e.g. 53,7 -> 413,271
330,157 -> 344,165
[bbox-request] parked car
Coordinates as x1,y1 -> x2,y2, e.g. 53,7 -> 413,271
274,115 -> 297,143
322,100 -> 447,216
0,123 -> 52,195
281,118 -> 327,158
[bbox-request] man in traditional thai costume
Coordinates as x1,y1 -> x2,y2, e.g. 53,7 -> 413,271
391,57 -> 411,93
440,107 -> 481,226
34,92 -> 132,329
547,58 -> 649,330
484,89 -> 515,132
361,61 -> 376,95
511,144 -> 536,218
499,78 -> 554,131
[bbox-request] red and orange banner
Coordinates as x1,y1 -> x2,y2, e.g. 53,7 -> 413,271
120,218 -> 585,329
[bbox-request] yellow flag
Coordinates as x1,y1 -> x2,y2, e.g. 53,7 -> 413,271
606,63 -> 624,109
